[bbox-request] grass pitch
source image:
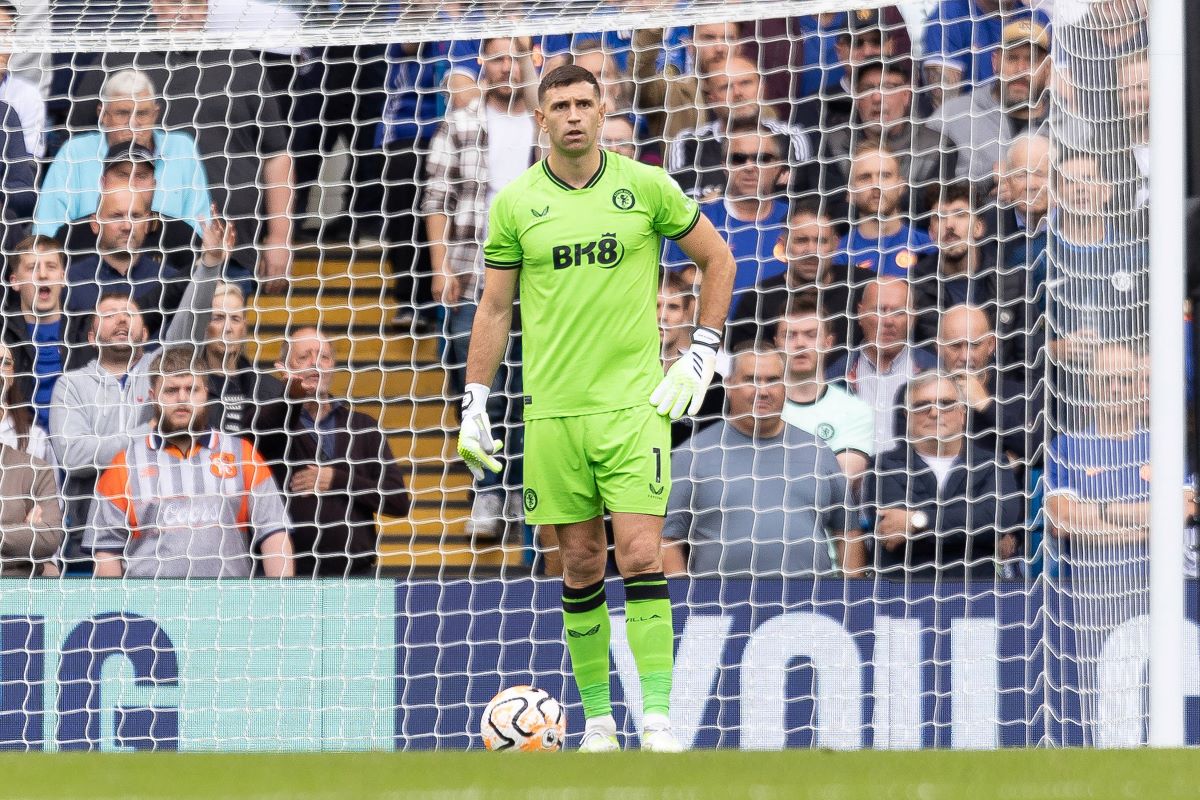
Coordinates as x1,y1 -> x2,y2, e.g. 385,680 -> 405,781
2,748 -> 1195,799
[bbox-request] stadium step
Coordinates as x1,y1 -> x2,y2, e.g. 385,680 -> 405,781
271,248 -> 522,574
245,332 -> 439,367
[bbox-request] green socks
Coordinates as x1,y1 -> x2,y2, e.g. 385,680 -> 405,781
623,572 -> 674,717
562,579 -> 613,719
562,573 -> 675,720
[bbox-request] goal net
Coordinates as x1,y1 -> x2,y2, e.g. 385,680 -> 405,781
0,0 -> 1184,751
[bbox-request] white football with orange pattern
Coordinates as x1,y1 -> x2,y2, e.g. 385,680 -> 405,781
480,686 -> 566,752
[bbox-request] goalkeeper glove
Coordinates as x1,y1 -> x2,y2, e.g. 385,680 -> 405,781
457,383 -> 503,481
650,325 -> 721,420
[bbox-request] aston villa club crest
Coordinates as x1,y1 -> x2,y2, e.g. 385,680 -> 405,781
612,188 -> 635,210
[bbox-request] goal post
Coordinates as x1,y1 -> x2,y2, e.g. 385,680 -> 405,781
1147,0 -> 1186,748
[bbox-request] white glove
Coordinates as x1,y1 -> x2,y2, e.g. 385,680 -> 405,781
457,383 -> 503,481
650,326 -> 721,420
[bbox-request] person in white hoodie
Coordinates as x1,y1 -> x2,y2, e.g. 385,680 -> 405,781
48,217 -> 231,569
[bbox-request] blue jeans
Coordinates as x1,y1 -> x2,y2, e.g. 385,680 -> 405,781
445,301 -> 523,493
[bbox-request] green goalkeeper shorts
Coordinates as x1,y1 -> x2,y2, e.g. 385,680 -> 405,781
522,405 -> 671,525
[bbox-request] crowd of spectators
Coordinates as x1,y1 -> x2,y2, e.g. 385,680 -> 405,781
0,0 -> 1167,581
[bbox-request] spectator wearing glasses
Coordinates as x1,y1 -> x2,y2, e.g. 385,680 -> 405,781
664,124 -> 789,318
666,54 -> 815,201
865,372 -> 1024,580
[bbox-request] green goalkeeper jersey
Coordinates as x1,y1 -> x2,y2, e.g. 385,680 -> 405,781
483,149 -> 701,420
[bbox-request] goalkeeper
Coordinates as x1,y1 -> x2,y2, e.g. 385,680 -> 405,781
458,64 -> 734,752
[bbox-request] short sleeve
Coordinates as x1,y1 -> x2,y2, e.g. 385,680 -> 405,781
239,440 -> 290,545
646,167 -> 701,241
816,445 -> 850,534
85,458 -> 132,553
1044,436 -> 1075,497
662,443 -> 696,542
482,193 -> 523,269
839,402 -> 877,457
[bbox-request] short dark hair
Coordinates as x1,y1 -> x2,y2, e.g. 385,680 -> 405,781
851,57 -> 915,89
659,269 -> 694,300
783,289 -> 822,320
96,290 -> 141,312
723,119 -> 789,160
149,344 -> 202,388
787,197 -> 829,224
538,64 -> 601,104
90,291 -> 143,334
925,179 -> 979,216
0,0 -> 17,24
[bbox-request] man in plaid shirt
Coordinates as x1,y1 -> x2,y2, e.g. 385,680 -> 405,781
421,35 -> 539,538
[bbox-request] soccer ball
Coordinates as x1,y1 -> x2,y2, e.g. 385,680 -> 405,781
480,685 -> 566,752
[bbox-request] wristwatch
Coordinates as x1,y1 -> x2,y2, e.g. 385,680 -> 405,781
911,510 -> 930,532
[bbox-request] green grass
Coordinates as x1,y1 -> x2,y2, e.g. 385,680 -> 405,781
1,749 -> 1198,800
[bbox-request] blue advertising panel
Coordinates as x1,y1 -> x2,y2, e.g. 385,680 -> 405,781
396,579 -> 1200,750
0,578 -> 1193,751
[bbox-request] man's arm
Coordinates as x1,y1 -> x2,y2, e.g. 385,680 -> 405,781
49,375 -> 133,476
259,530 -> 295,578
87,460 -> 134,578
672,214 -> 735,331
1044,493 -> 1148,545
259,152 -> 294,291
421,120 -> 460,305
464,267 -> 519,388
159,244 -> 223,346
244,443 -> 296,577
1,464 -> 65,564
661,541 -> 688,577
835,451 -> 870,494
93,551 -> 125,577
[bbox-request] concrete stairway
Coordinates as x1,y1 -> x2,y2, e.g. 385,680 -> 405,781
243,246 -> 526,576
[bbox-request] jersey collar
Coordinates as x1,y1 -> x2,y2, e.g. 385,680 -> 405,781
542,149 -> 607,191
147,428 -> 220,458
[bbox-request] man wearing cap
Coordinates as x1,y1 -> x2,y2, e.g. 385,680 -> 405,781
922,0 -> 1049,108
933,19 -> 1092,184
61,181 -> 191,341
35,68 -> 211,238
819,57 -> 957,222
49,144 -> 218,283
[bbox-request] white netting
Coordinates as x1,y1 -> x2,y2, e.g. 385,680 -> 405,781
0,0 -> 1182,752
